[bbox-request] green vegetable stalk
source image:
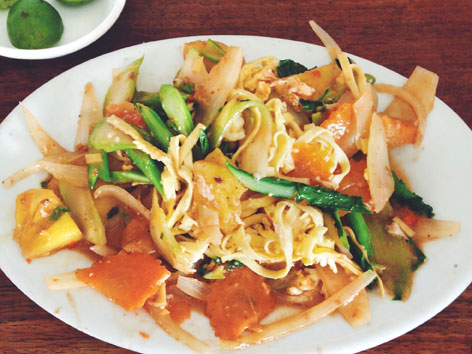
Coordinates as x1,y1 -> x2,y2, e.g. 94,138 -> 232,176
226,162 -> 370,213
159,84 -> 194,135
103,56 -> 143,111
391,171 -> 434,218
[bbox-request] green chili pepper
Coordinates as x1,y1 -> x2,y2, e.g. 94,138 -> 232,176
125,149 -> 164,197
160,84 -> 194,135
137,103 -> 173,152
110,170 -> 151,184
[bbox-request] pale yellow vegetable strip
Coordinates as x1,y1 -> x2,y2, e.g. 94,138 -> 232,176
2,160 -> 88,188
308,20 -> 342,62
45,271 -> 88,290
94,185 -> 150,220
166,166 -> 193,229
106,115 -> 176,175
219,270 -> 376,349
145,304 -> 211,354
338,53 -> 360,99
179,123 -> 206,166
20,104 -> 68,156
374,83 -> 427,146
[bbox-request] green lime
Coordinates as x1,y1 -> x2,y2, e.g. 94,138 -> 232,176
7,0 -> 64,49
56,0 -> 95,6
0,0 -> 19,9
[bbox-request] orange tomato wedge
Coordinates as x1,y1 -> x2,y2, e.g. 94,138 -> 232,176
76,251 -> 170,311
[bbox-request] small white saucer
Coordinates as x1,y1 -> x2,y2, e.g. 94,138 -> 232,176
0,0 -> 126,60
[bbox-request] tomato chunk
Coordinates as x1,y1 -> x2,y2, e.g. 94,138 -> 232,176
76,251 -> 170,311
204,267 -> 275,340
106,101 -> 146,129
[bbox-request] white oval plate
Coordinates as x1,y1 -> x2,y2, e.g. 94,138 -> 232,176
0,36 -> 471,353
0,0 -> 126,59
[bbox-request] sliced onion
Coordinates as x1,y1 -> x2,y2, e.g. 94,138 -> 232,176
145,303 -> 212,354
353,83 -> 375,144
176,47 -> 208,86
45,271 -> 88,290
308,20 -> 342,62
75,82 -> 103,150
2,159 -> 88,188
316,265 -> 371,328
413,218 -> 462,242
21,104 -> 67,156
176,276 -> 209,301
90,244 -> 117,257
94,185 -> 150,219
195,46 -> 244,127
219,270 -> 376,349
366,113 -> 394,213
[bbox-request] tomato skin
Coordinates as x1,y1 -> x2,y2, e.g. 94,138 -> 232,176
106,102 -> 146,129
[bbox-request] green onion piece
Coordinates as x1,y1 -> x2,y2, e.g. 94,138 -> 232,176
365,74 -> 376,85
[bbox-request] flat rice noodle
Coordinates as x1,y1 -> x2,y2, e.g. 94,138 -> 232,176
308,20 -> 342,62
75,82 -> 103,151
195,46 -> 244,127
21,104 -> 68,156
384,66 -> 438,122
316,265 -> 371,327
219,270 -> 376,349
366,113 -> 394,213
377,66 -> 435,146
413,218 -> 461,243
2,159 -> 88,188
145,304 -> 211,354
238,105 -> 273,176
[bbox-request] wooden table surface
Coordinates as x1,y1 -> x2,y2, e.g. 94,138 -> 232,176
0,0 -> 471,353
